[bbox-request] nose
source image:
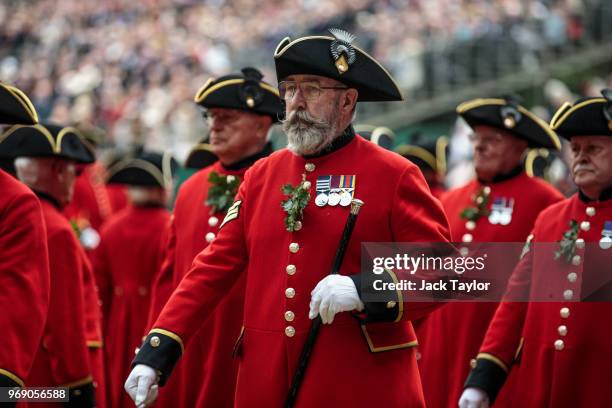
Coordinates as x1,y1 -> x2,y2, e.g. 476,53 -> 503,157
286,87 -> 307,112
209,117 -> 224,132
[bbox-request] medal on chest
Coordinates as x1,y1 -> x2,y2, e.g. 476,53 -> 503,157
600,221 -> 612,250
315,175 -> 355,207
488,197 -> 514,226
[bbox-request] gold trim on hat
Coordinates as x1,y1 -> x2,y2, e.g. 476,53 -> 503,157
457,98 -> 561,150
549,101 -> 572,128
0,83 -> 39,124
550,98 -> 607,130
1,124 -> 56,152
436,136 -> 448,175
396,144 -> 437,171
107,158 -> 165,187
194,78 -> 279,105
525,148 -> 550,178
370,126 -> 396,147
193,78 -> 215,103
273,35 -> 403,100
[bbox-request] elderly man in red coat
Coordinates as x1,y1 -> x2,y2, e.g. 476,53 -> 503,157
0,83 -> 49,402
1,123 -> 98,406
145,67 -> 282,408
92,151 -> 176,408
460,89 -> 612,407
126,28 -> 451,408
415,96 -> 564,408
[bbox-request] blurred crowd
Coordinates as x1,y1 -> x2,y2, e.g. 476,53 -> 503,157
0,0 -> 609,156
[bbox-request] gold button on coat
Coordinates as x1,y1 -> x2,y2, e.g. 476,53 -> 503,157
150,336 -> 161,347
571,255 -> 581,266
286,265 -> 296,275
285,326 -> 295,337
558,325 -> 568,336
284,311 -> 295,322
554,339 -> 565,351
289,243 -> 299,253
567,273 -> 577,283
563,290 -> 573,300
305,163 -> 315,172
586,206 -> 596,217
580,221 -> 590,231
285,288 -> 295,298
560,307 -> 570,318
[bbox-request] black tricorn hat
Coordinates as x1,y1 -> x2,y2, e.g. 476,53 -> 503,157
0,124 -> 94,163
194,67 -> 283,122
457,96 -> 560,149
354,124 -> 395,150
184,140 -> 218,170
396,134 -> 449,175
107,151 -> 178,188
550,89 -> 612,139
0,82 -> 38,125
274,28 -> 403,102
524,148 -> 555,179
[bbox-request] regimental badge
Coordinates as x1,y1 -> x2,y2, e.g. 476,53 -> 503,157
600,221 -> 612,250
488,197 -> 514,226
315,175 -> 355,207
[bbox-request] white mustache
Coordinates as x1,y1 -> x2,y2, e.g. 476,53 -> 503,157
573,164 -> 593,173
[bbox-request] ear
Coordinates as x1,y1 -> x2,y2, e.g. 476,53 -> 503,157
342,89 -> 358,114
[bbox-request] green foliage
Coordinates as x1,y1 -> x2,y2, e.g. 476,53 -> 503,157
281,174 -> 311,232
554,220 -> 579,263
206,171 -> 241,214
460,187 -> 491,222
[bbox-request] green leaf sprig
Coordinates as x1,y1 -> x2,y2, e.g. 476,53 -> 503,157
460,186 -> 491,222
281,173 -> 311,232
554,220 -> 579,263
206,171 -> 241,214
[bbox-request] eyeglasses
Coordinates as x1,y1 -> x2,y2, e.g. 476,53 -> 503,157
278,81 -> 348,101
468,132 -> 504,145
202,109 -> 241,124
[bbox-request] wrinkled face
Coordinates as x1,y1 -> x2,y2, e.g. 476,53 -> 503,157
569,136 -> 612,193
471,125 -> 527,179
206,108 -> 267,160
280,74 -> 349,155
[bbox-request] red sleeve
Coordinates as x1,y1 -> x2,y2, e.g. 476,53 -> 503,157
152,172 -> 250,346
146,216 -> 175,331
0,190 -> 50,385
391,165 -> 452,321
44,229 -> 92,386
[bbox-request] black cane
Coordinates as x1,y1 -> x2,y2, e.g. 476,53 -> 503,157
284,198 -> 365,408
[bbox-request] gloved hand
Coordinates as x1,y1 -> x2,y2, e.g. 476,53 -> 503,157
459,387 -> 490,408
309,275 -> 364,324
124,364 -> 159,407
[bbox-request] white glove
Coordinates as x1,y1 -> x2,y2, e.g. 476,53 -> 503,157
309,275 -> 364,324
459,388 -> 490,408
125,364 -> 159,407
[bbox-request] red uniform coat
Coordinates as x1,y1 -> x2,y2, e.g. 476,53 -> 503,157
92,205 -> 169,408
26,197 -> 94,406
416,172 -> 562,408
81,253 -> 106,408
64,162 -> 114,235
147,161 -> 250,408
146,136 -> 451,407
0,170 -> 49,388
468,193 -> 612,407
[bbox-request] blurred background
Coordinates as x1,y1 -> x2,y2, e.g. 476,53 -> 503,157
1,0 -> 611,188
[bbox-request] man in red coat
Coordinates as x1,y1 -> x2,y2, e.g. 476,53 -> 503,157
2,123 -> 98,406
127,29 -> 451,408
145,67 -> 282,407
415,96 -> 564,408
0,83 -> 49,400
92,151 -> 176,408
460,89 -> 612,407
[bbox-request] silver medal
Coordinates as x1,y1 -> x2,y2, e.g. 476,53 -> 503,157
339,191 -> 352,207
315,193 -> 329,207
328,192 -> 341,206
600,236 -> 612,250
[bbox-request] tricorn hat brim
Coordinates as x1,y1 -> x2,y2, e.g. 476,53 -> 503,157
550,97 -> 612,139
184,143 -> 218,169
274,35 -> 403,102
0,124 -> 94,163
0,83 -> 39,125
107,151 -> 178,188
457,98 -> 560,149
